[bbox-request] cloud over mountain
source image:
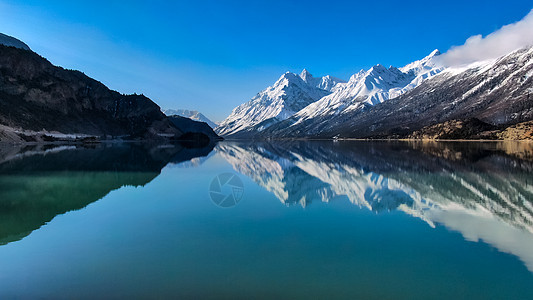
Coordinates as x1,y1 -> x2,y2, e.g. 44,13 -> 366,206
439,9 -> 533,66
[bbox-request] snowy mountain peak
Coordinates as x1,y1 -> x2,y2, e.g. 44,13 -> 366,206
348,69 -> 365,82
280,71 -> 302,81
296,69 -> 346,92
300,69 -> 312,81
215,70 -> 342,136
274,72 -> 310,90
284,51 -> 447,125
368,64 -> 390,74
400,49 -> 441,75
217,48 -> 448,137
163,109 -> 217,128
429,49 -> 441,57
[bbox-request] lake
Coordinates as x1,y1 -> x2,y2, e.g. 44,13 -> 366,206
0,141 -> 532,299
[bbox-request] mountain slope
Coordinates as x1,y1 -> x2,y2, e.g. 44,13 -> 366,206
277,50 -> 443,129
167,115 -> 222,142
0,33 -> 30,51
163,109 -> 217,128
215,70 -> 345,137
0,39 -> 183,142
218,50 -> 442,139
264,46 -> 533,138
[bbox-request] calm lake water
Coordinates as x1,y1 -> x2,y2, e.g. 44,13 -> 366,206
0,141 -> 532,299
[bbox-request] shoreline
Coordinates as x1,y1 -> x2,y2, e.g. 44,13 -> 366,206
221,138 -> 533,142
1,137 -> 532,146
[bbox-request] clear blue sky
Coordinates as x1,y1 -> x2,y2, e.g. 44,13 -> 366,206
0,0 -> 531,121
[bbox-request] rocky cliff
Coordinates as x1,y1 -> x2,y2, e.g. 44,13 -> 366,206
0,41 -> 183,142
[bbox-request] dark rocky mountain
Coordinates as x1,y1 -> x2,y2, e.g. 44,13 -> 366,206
260,46 -> 533,139
163,109 -> 218,129
0,43 -> 183,142
0,34 -> 223,143
0,33 -> 30,51
168,115 -> 222,142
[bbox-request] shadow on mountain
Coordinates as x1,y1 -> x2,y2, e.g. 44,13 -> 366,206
0,141 -> 216,245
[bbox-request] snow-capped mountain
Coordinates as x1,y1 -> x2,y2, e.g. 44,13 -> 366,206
299,69 -> 344,92
217,50 -> 442,138
215,70 -> 345,137
163,109 -> 217,128
263,45 -> 533,138
0,33 -> 30,50
282,50 -> 443,126
399,49 -> 441,74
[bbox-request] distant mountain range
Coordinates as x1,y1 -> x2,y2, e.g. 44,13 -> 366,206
216,46 -> 533,140
2,31 -> 531,141
0,33 -> 220,143
163,109 -> 217,128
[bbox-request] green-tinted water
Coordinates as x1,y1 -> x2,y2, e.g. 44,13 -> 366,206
0,141 -> 532,299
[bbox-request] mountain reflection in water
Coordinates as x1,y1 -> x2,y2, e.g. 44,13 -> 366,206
0,142 -> 215,246
0,140 -> 532,298
216,141 -> 533,271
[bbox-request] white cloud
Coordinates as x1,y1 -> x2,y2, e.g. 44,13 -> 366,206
439,9 -> 533,66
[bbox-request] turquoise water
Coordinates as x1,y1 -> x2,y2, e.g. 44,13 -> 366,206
0,141 -> 532,299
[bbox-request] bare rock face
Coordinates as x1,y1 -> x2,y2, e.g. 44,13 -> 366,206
0,44 -> 182,141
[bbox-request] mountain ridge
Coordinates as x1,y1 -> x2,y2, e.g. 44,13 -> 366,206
0,33 -> 30,51
218,50 -> 445,138
0,33 -> 221,143
222,46 -> 533,140
215,70 -> 345,137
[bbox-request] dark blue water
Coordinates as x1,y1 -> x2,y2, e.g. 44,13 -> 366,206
0,141 -> 532,299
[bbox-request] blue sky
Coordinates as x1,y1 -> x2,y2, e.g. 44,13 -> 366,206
0,0 -> 531,121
